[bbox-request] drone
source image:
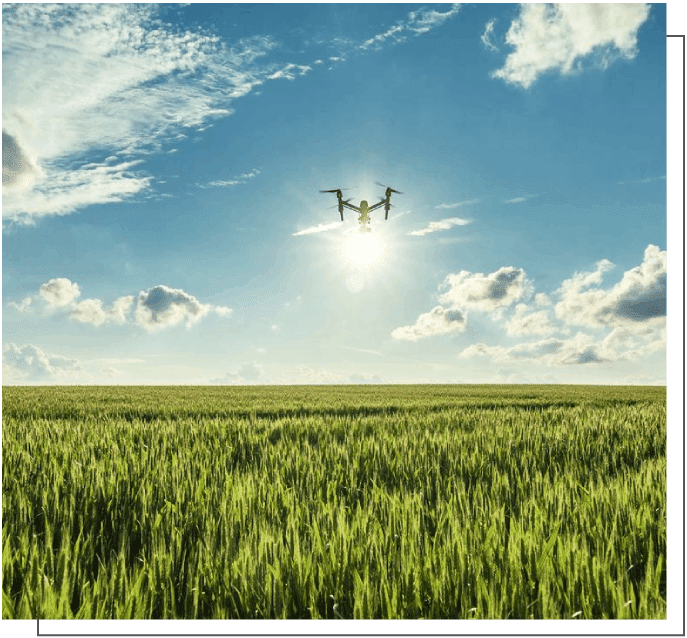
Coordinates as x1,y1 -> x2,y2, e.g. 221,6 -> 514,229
320,182 -> 402,232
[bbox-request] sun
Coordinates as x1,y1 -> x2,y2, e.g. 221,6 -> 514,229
341,228 -> 385,267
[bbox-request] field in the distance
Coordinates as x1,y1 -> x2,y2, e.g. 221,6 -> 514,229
2,384 -> 666,619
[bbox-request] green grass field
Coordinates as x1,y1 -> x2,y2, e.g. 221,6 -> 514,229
2,384 -> 666,619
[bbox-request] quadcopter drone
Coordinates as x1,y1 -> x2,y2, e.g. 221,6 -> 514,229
320,182 -> 402,232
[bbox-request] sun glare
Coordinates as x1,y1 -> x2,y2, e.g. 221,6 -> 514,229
341,229 -> 385,267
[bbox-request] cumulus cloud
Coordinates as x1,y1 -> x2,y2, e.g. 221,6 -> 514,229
9,278 -> 230,331
1,4 -> 309,224
481,18 -> 498,52
461,332 -> 605,366
492,3 -> 651,89
535,292 -> 552,306
135,285 -> 231,331
292,221 -> 343,236
505,303 -> 558,337
71,296 -> 134,327
408,217 -> 471,237
394,245 -> 665,366
391,306 -> 466,341
8,296 -> 33,312
555,245 -> 666,327
3,342 -> 82,381
439,266 -> 533,313
39,277 -> 82,308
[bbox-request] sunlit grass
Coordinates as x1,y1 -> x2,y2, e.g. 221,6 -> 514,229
2,384 -> 666,619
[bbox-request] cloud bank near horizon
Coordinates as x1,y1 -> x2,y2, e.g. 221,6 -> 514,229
392,244 -> 666,367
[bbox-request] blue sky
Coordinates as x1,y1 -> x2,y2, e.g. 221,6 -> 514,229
2,2 -> 672,385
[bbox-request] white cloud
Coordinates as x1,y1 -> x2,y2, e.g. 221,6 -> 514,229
505,303 -> 558,337
292,366 -> 343,385
209,362 -> 266,385
461,332 -> 605,366
202,168 -> 261,189
481,18 -> 498,52
461,321 -> 665,367
9,278 -> 230,331
554,245 -> 666,328
492,3 -> 651,89
39,278 -> 82,308
266,63 -> 312,81
292,221 -> 343,236
535,292 -> 552,307
391,306 -> 466,341
135,284 -> 231,331
439,266 -> 533,313
71,296 -> 134,327
435,199 -> 480,210
503,194 -> 537,204
3,342 -> 82,381
8,296 -> 32,312
348,373 -> 384,384
1,5 -> 304,224
315,2 -> 461,64
2,130 -> 43,192
408,217 -> 471,237
102,366 -> 125,380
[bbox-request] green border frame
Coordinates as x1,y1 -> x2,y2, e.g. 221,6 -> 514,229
6,0 -> 687,638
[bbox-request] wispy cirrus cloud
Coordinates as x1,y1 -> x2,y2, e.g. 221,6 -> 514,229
435,199 -> 480,210
408,217 -> 471,237
492,3 -> 651,89
503,194 -> 537,204
317,4 -> 462,66
292,221 -> 343,236
617,175 -> 666,185
359,4 -> 461,51
2,4 -> 309,225
481,18 -> 498,52
200,169 -> 261,189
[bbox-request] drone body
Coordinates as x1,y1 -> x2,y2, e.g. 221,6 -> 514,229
320,184 -> 402,231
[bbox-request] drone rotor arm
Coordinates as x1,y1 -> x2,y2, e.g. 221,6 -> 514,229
367,199 -> 387,212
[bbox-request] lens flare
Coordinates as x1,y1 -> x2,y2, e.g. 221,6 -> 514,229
342,229 -> 385,267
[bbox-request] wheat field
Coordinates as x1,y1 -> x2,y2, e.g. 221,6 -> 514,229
2,384 -> 666,619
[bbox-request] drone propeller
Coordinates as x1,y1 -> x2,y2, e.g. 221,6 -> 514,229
319,188 -> 350,194
328,199 -> 352,208
375,182 -> 402,194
